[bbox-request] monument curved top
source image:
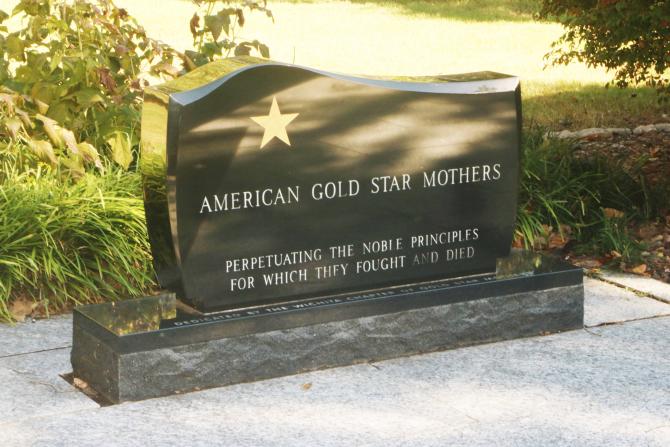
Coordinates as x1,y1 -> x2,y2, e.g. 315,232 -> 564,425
146,56 -> 519,107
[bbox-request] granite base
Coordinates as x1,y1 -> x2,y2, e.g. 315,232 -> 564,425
72,252 -> 584,403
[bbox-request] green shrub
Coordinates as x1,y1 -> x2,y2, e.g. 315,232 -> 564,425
539,0 -> 670,96
517,125 -> 658,262
0,0 -> 274,321
585,210 -> 643,263
0,0 -> 184,171
0,0 -> 273,171
187,0 -> 273,66
0,144 -> 154,321
517,125 -> 600,246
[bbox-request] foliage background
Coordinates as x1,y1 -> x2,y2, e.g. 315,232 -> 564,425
0,0 -> 272,321
539,0 -> 670,97
0,0 -> 669,321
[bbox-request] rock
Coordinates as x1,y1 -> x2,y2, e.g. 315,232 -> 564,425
548,130 -> 575,139
574,128 -> 612,140
547,123 -> 664,140
633,124 -> 656,134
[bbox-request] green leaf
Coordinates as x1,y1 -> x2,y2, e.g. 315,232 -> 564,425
6,34 -> 25,61
234,44 -> 251,57
0,10 -> 9,23
4,116 -> 23,138
216,9 -> 232,36
11,3 -> 24,15
15,108 -> 33,129
119,55 -> 133,73
60,155 -> 85,179
258,43 -> 270,58
31,82 -> 56,105
59,128 -> 80,155
36,114 -> 63,147
108,56 -> 121,73
77,142 -> 103,169
28,139 -> 58,166
204,14 -> 224,41
184,50 -> 209,67
73,88 -> 104,108
47,101 -> 76,126
202,42 -> 222,60
241,40 -> 270,58
151,61 -> 180,77
49,51 -> 63,73
35,98 -> 49,114
106,131 -> 133,170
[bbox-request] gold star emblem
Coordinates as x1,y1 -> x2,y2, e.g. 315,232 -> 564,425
250,96 -> 299,149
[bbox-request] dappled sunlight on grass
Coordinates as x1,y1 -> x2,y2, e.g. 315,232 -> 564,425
112,0 -> 669,128
4,0 -> 664,128
277,0 -> 542,22
119,1 -> 603,81
523,82 -> 666,129
0,0 -> 633,129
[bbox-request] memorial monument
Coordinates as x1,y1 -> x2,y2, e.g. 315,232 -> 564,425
71,57 -> 583,403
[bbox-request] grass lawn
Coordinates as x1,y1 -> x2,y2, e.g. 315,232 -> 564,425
280,0 -> 542,22
111,0 -> 668,129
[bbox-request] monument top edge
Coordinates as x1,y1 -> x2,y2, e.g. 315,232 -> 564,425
144,56 -> 519,105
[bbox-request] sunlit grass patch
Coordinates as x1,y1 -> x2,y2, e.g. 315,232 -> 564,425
120,1 -> 668,128
275,0 -> 542,22
523,82 -> 665,129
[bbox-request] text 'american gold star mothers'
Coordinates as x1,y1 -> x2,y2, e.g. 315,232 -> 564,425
250,96 -> 299,149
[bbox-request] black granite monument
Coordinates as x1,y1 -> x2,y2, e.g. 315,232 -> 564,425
72,57 -> 584,403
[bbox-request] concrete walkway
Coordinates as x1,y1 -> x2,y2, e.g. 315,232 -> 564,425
1,274 -> 669,446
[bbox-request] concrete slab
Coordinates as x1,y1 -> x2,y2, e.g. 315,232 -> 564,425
0,315 -> 72,357
584,277 -> 670,326
0,349 -> 97,422
0,348 -> 86,396
599,271 -> 670,304
0,316 -> 668,447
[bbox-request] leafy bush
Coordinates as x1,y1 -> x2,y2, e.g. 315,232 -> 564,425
0,0 -> 185,172
188,0 -> 273,66
0,0 -> 273,172
517,125 -> 658,261
539,0 -> 670,96
0,143 -> 154,322
517,126 -> 600,247
0,0 -> 274,321
588,210 -> 643,263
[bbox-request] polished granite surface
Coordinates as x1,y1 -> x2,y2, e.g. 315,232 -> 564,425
142,57 -> 521,312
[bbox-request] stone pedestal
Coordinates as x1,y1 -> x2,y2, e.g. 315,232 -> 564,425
72,252 -> 583,404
